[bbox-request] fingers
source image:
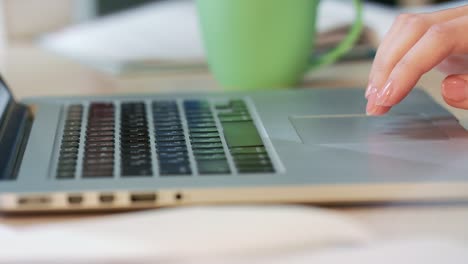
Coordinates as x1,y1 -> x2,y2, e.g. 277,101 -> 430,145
366,13 -> 430,98
436,54 -> 468,75
442,74 -> 468,109
374,15 -> 468,107
366,93 -> 391,116
366,5 -> 468,98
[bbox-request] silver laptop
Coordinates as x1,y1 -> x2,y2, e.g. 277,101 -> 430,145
1,75 -> 468,213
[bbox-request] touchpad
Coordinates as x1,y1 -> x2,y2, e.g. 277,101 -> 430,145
290,114 -> 449,144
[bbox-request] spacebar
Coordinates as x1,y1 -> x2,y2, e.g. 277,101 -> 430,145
221,121 -> 263,147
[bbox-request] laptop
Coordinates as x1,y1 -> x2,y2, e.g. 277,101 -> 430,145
1,74 -> 468,213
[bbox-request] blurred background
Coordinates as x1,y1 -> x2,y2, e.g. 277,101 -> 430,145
0,0 -> 459,44
0,0 -> 463,76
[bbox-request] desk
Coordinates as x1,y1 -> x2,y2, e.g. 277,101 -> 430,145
2,43 -> 468,240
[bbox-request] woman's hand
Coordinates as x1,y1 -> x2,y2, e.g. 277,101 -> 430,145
366,5 -> 468,115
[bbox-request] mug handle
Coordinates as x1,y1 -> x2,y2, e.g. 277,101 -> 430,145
309,0 -> 364,70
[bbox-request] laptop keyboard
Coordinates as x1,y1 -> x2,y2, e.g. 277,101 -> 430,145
153,101 -> 192,176
83,103 -> 116,178
121,102 -> 152,176
55,99 -> 275,179
56,105 -> 83,179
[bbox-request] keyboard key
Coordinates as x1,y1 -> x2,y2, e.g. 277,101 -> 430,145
188,123 -> 216,128
233,153 -> 270,160
123,159 -> 151,167
194,154 -> 227,161
190,137 -> 221,144
156,146 -> 187,153
218,116 -> 252,122
154,125 -> 183,131
87,131 -> 114,137
86,136 -> 115,142
221,121 -> 263,147
237,166 -> 274,173
58,159 -> 77,166
186,117 -> 214,123
84,158 -> 114,165
85,146 -> 114,153
191,142 -> 224,149
85,152 -> 114,159
159,151 -> 188,159
154,121 -> 183,127
235,159 -> 272,166
64,126 -> 82,132
122,167 -> 152,176
155,135 -> 186,142
59,152 -> 78,159
83,164 -> 114,171
192,148 -> 225,155
57,164 -> 77,171
230,147 -> 267,155
86,141 -> 115,148
154,116 -> 180,122
160,164 -> 191,175
159,157 -> 190,165
190,132 -> 220,138
156,141 -> 186,147
185,112 -> 213,118
63,131 -> 81,137
88,126 -> 115,132
61,142 -> 80,148
83,171 -> 114,177
66,121 -> 82,126
197,160 -> 230,174
60,147 -> 79,153
57,170 -> 75,179
188,127 -> 219,133
155,130 -> 184,136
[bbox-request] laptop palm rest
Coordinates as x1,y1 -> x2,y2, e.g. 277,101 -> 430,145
290,114 -> 449,145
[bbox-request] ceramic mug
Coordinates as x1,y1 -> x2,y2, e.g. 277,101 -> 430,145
196,0 -> 363,89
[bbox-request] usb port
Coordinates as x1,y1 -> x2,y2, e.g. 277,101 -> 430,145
17,196 -> 51,206
68,194 -> 83,205
99,193 -> 115,204
130,193 -> 157,203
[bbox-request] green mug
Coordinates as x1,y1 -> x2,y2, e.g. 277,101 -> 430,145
196,0 -> 363,90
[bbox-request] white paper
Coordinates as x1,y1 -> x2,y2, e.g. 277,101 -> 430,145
185,239 -> 468,264
38,0 -> 468,69
0,206 -> 371,263
38,0 -> 398,63
1,206 -> 467,264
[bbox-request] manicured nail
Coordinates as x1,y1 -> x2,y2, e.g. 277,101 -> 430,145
365,84 -> 378,98
366,94 -> 377,115
376,80 -> 393,106
442,77 -> 467,102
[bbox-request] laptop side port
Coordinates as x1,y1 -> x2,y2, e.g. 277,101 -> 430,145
130,192 -> 157,203
99,193 -> 115,204
174,192 -> 183,201
17,195 -> 51,206
67,194 -> 83,205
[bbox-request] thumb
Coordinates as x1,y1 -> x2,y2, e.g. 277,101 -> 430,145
441,74 -> 468,109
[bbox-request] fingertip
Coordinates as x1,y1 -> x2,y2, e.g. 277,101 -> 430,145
442,76 -> 467,102
366,93 -> 392,116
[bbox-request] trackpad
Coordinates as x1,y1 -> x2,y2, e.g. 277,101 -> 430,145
290,115 -> 449,144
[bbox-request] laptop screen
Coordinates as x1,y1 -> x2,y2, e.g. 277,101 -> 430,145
0,78 -> 12,125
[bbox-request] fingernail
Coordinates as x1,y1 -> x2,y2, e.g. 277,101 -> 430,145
366,94 -> 377,115
365,84 -> 378,98
376,80 -> 393,106
442,77 -> 467,102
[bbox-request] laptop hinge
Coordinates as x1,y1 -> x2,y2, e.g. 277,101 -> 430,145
0,103 -> 32,180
